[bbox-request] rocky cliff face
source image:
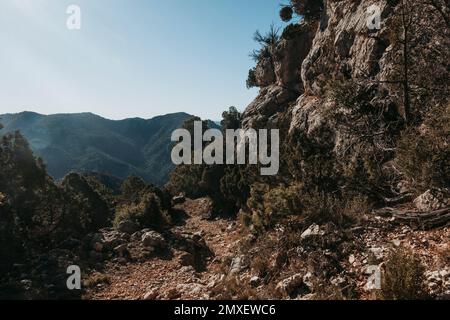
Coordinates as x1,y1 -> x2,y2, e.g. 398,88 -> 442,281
243,0 -> 449,155
242,22 -> 316,129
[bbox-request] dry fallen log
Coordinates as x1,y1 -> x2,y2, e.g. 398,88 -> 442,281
373,207 -> 397,217
382,193 -> 414,206
375,207 -> 450,230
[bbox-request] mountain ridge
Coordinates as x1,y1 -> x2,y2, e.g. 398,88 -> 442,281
0,111 -> 196,185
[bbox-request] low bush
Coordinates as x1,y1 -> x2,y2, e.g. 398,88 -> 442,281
61,173 -> 112,234
395,104 -> 450,193
114,192 -> 169,230
262,184 -> 303,217
380,247 -> 428,300
247,181 -> 370,231
246,68 -> 258,89
115,176 -> 171,230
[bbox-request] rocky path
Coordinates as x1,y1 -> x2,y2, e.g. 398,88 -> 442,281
83,197 -> 449,300
84,198 -> 245,300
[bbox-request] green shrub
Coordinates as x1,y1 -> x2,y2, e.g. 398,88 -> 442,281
321,78 -> 403,200
61,173 -> 112,234
219,165 -> 253,215
280,0 -> 324,23
247,180 -> 370,230
121,176 -> 149,203
114,191 -> 169,230
115,176 -> 171,230
168,109 -> 252,217
281,23 -> 305,40
0,132 -> 68,241
280,6 -> 294,22
0,198 -> 20,273
263,184 -> 303,217
250,24 -> 280,62
221,107 -> 242,130
395,104 -> 450,193
380,247 -> 428,300
251,255 -> 270,278
247,184 -> 325,229
247,24 -> 280,89
300,191 -> 344,225
246,68 -> 258,89
341,194 -> 372,224
167,116 -> 216,199
168,165 -> 206,199
282,126 -> 340,194
0,131 -> 88,274
246,183 -> 269,232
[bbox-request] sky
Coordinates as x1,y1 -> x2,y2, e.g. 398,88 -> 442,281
0,0 -> 289,120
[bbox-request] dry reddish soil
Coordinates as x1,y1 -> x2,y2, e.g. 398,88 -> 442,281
84,198 -> 449,300
85,198 -> 247,300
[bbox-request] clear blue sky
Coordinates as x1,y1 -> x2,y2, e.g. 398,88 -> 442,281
0,0 -> 288,120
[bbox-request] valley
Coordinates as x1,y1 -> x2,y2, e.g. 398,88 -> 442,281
0,111 -> 194,186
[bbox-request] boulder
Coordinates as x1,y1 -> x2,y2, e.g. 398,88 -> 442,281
302,272 -> 314,290
102,230 -> 126,249
414,188 -> 450,212
179,266 -> 196,274
250,276 -> 261,288
229,255 -> 249,275
130,231 -> 143,242
276,273 -> 309,297
165,288 -> 181,300
117,220 -> 139,235
348,254 -> 356,265
301,224 -> 325,240
368,247 -> 385,261
114,244 -> 129,258
143,288 -> 158,300
141,231 -> 166,249
172,194 -> 186,205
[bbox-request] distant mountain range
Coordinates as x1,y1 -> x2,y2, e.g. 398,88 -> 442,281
0,111 -> 197,186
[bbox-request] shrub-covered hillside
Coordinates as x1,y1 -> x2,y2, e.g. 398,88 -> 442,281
0,111 -> 194,186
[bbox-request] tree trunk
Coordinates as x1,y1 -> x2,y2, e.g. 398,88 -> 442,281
401,0 -> 411,125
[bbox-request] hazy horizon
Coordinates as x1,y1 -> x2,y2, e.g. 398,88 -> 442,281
1,109 -> 202,121
0,0 -> 289,120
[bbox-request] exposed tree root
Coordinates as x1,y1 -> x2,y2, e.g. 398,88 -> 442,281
374,207 -> 450,230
